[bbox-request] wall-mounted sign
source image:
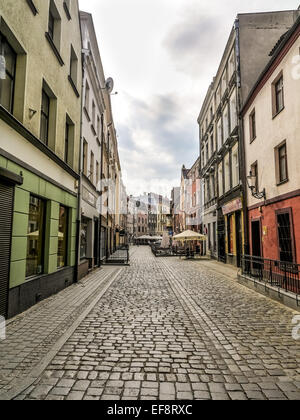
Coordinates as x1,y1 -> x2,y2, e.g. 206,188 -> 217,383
222,198 -> 242,215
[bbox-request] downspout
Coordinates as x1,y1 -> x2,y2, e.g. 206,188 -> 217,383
74,14 -> 85,283
235,18 -> 249,257
98,113 -> 104,265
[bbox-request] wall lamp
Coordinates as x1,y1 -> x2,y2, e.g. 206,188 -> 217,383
246,170 -> 266,200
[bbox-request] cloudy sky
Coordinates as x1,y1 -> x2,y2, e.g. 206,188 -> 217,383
79,0 -> 299,197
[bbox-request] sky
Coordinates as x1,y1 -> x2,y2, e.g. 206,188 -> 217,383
78,0 -> 299,197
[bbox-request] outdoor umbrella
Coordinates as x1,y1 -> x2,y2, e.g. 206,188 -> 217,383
173,230 -> 206,241
173,230 -> 207,258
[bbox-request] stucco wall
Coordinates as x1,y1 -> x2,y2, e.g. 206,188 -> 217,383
244,35 -> 300,208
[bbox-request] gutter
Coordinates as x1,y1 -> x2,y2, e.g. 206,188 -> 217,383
74,10 -> 85,284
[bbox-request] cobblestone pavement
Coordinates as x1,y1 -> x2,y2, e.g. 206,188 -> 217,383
5,247 -> 300,400
0,266 -> 121,398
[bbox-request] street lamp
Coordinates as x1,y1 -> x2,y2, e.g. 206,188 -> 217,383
246,170 -> 266,200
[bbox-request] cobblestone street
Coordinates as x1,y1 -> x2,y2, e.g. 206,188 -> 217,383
1,247 -> 300,400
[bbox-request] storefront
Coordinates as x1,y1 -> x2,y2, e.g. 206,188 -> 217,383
0,155 -> 78,319
248,195 -> 300,265
220,197 -> 244,267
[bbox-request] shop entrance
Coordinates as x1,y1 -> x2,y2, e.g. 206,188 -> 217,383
0,181 -> 14,318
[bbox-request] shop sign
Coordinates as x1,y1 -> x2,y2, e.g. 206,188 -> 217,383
83,187 -> 96,207
222,198 -> 242,215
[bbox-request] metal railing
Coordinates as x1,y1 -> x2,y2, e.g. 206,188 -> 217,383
241,255 -> 300,296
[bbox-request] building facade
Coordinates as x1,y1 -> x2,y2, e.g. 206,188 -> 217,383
242,17 -> 300,265
0,0 -> 82,318
198,9 -> 300,267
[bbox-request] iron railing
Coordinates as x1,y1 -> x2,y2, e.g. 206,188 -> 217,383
241,255 -> 300,295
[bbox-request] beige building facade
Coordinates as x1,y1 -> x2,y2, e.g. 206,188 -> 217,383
0,0 -> 82,318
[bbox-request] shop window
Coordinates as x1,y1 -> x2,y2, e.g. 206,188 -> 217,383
227,215 -> 234,255
26,196 -> 45,277
276,209 -> 295,263
80,217 -> 88,259
57,205 -> 68,268
0,34 -> 16,113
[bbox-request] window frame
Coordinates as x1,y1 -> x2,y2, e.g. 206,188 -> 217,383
272,71 -> 284,118
249,108 -> 256,143
0,33 -> 17,114
57,205 -> 69,269
40,89 -> 50,145
275,140 -> 288,185
275,207 -> 296,263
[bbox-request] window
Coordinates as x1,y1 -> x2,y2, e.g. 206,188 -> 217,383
84,81 -> 90,115
210,134 -> 214,157
218,163 -> 223,196
206,143 -> 209,163
80,217 -> 88,259
47,0 -> 61,53
69,45 -> 78,87
210,174 -> 215,200
40,89 -> 50,145
232,144 -> 239,187
26,196 -> 45,277
217,119 -> 222,150
250,161 -> 258,193
48,11 -> 55,40
97,115 -> 100,137
221,70 -> 227,97
227,214 -> 234,254
57,205 -> 68,268
0,34 -> 16,113
90,151 -> 94,183
276,210 -> 295,263
272,72 -> 284,116
65,120 -> 70,164
230,90 -> 237,131
96,161 -> 99,187
228,50 -> 235,79
275,141 -> 288,184
213,222 -> 217,252
249,109 -> 256,142
92,100 -> 96,128
224,153 -> 230,192
216,85 -> 221,108
223,106 -> 229,141
83,139 -> 88,176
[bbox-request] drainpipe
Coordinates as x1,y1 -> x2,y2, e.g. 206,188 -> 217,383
99,113 -> 104,265
74,17 -> 86,283
235,18 -> 249,258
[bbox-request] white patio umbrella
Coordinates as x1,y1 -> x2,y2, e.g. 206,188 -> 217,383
173,230 -> 206,241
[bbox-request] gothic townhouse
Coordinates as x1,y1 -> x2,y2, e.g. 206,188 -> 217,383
0,0 -> 82,317
198,9 -> 300,267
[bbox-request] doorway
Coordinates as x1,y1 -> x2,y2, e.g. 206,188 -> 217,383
0,181 -> 14,318
251,220 -> 262,258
